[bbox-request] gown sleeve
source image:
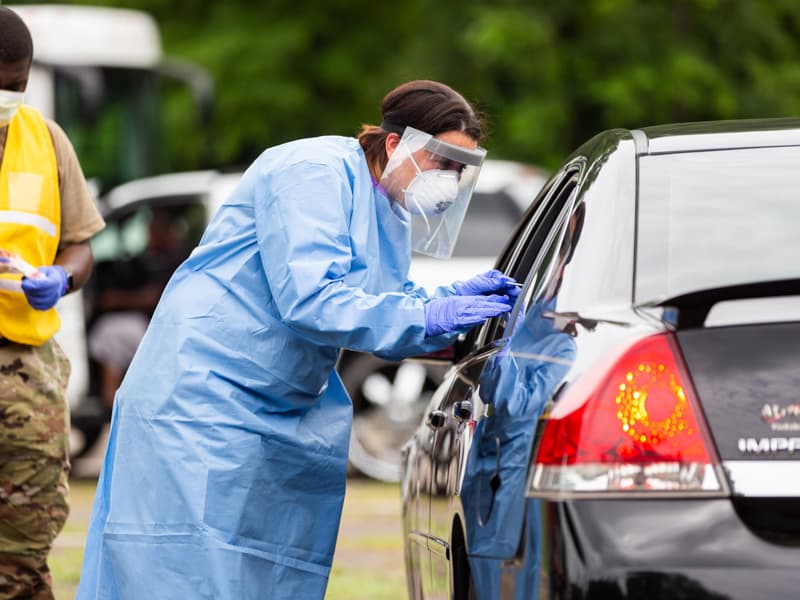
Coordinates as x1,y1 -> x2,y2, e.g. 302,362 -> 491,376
254,160 -> 458,357
403,281 -> 457,301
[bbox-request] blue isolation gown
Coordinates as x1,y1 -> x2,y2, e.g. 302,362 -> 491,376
77,137 -> 459,600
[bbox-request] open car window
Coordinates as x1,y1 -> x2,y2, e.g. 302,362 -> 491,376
455,166 -> 581,357
505,195 -> 586,341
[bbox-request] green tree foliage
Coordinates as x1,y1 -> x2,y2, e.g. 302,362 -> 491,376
459,0 -> 800,166
22,0 -> 800,170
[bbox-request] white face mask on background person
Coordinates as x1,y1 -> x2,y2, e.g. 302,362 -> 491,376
0,90 -> 24,128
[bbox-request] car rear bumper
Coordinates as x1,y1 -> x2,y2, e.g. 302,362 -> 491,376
468,498 -> 800,599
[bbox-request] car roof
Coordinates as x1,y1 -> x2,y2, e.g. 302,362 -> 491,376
633,117 -> 800,155
100,170 -> 218,216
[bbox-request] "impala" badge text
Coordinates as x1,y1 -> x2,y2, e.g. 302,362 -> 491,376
738,437 -> 800,454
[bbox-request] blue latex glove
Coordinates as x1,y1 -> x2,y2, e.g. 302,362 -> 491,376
453,269 -> 520,301
424,294 -> 512,337
21,265 -> 68,311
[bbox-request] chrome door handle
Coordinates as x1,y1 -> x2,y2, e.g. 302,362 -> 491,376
427,410 -> 447,430
453,400 -> 473,423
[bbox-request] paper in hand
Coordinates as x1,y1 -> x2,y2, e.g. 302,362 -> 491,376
0,249 -> 38,278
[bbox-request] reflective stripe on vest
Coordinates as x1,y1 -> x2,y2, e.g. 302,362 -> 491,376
0,105 -> 61,345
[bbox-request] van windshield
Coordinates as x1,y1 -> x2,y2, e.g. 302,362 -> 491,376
54,66 -> 199,192
636,146 -> 800,303
54,67 -> 162,193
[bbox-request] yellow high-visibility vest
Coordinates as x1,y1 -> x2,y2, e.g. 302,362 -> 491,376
0,105 -> 61,345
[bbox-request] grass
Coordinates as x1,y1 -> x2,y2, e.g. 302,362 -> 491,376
51,479 -> 94,600
50,477 -> 407,599
328,480 -> 407,600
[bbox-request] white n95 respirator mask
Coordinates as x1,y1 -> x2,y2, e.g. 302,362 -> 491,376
404,169 -> 460,216
379,126 -> 486,259
0,90 -> 24,128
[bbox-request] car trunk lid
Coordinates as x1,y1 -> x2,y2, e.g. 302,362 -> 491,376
676,319 -> 800,542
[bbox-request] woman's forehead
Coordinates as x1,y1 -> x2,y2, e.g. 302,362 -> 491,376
434,130 -> 478,150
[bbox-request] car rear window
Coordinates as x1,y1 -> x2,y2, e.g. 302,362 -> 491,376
636,146 -> 800,302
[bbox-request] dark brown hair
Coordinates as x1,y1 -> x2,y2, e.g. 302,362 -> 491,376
0,8 -> 33,64
358,80 -> 484,175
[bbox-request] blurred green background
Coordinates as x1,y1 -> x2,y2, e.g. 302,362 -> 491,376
14,0 -> 800,173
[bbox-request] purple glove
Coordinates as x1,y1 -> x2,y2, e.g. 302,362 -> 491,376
21,266 -> 68,311
424,294 -> 512,337
453,269 -> 520,301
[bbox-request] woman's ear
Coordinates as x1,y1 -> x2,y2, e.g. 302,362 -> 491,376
384,132 -> 401,159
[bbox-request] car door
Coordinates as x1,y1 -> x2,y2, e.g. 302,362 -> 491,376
404,367 -> 456,599
421,165 -> 582,598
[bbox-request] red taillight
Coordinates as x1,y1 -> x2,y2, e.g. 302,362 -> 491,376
529,334 -> 726,497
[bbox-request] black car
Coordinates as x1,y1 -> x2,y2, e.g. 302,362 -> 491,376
400,119 -> 800,599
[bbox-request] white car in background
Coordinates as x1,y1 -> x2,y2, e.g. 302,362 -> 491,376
64,171 -> 237,464
63,160 -> 548,480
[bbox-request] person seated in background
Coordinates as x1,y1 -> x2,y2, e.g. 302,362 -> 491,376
87,206 -> 192,409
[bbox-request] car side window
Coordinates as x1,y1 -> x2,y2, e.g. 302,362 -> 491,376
92,199 -> 207,263
466,169 -> 581,350
505,208 -> 573,337
88,199 -> 207,318
451,182 -> 554,357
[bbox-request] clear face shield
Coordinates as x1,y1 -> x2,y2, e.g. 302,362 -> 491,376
379,126 -> 486,259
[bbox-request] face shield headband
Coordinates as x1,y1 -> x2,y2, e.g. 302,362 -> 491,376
379,126 -> 486,259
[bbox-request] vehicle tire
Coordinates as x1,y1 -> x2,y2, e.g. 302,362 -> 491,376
452,520 -> 473,600
339,351 -> 443,483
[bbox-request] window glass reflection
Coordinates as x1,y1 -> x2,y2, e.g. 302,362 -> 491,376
638,147 -> 800,301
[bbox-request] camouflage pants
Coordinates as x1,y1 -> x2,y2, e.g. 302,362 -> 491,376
0,339 -> 71,600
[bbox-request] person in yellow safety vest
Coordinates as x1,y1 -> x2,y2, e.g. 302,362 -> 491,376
0,7 -> 105,599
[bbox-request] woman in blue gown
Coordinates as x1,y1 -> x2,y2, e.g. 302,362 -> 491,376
77,80 -> 518,599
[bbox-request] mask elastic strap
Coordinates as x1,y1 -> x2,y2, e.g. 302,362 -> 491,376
422,216 -> 447,252
410,195 -> 432,234
400,140 -> 432,232
402,139 -> 425,176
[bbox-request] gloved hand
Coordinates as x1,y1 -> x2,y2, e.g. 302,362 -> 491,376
21,265 -> 68,311
453,269 -> 520,301
424,294 -> 512,337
